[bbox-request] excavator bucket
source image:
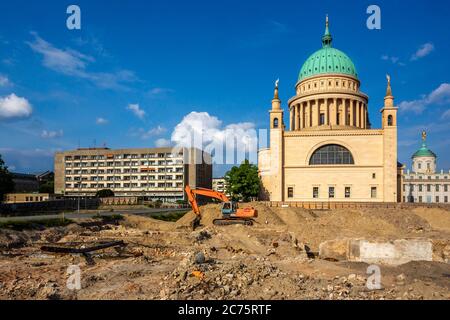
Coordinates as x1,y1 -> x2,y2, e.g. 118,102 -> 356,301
191,215 -> 201,230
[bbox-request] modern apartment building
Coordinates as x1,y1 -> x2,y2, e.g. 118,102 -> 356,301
212,177 -> 230,196
54,147 -> 212,202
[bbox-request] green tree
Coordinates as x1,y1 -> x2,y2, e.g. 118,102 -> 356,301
39,180 -> 54,194
95,189 -> 115,198
0,154 -> 14,202
225,159 -> 259,201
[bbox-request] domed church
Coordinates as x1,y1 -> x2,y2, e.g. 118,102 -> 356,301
258,16 -> 400,203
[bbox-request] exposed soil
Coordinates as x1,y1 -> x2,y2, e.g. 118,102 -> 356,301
0,204 -> 449,300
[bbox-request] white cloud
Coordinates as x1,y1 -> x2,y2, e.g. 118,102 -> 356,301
0,75 -> 11,87
96,117 -> 108,125
441,109 -> 450,120
170,111 -> 258,163
411,43 -> 434,61
41,129 -> 63,139
27,32 -> 137,90
399,83 -> 450,114
127,103 -> 146,119
155,138 -> 171,147
148,87 -> 174,97
381,55 -> 399,64
139,125 -> 167,139
0,93 -> 33,120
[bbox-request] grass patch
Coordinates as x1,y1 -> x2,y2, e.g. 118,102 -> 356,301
92,214 -> 124,222
151,211 -> 188,222
0,218 -> 74,231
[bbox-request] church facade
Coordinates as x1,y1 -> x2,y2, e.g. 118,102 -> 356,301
258,17 -> 399,203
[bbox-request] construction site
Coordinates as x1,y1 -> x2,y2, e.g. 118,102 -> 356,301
0,201 -> 449,300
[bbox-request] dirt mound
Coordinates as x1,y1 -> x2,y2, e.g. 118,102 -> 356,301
363,208 -> 433,234
121,214 -> 174,231
411,207 -> 450,233
288,209 -> 399,251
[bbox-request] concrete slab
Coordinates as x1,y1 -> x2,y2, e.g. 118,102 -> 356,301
319,238 -> 433,266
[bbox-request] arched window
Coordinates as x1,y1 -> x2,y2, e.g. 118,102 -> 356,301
273,118 -> 279,128
387,115 -> 393,126
309,144 -> 355,165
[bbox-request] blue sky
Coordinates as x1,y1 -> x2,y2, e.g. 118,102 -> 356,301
0,0 -> 449,176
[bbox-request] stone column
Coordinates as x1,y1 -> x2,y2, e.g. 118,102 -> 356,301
289,106 -> 295,131
356,101 -> 360,128
308,100 -> 312,128
363,105 -> 367,128
324,99 -> 329,125
300,103 -> 304,129
349,99 -> 354,127
297,104 -> 301,130
313,99 -> 319,126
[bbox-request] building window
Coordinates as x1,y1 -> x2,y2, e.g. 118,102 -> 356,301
445,196 -> 448,203
436,184 -> 440,192
320,113 -> 325,125
309,144 -> 354,165
419,196 -> 422,203
371,187 -> 377,198
273,118 -> 279,128
345,187 -> 351,198
427,163 -> 431,170
427,185 -> 431,192
287,187 -> 294,198
336,113 -> 340,125
419,184 -> 423,192
387,115 -> 393,126
418,163 -> 422,169
411,184 -> 414,191
445,185 -> 448,192
436,196 -> 440,203
313,187 -> 319,198
372,173 -> 376,179
328,187 -> 335,198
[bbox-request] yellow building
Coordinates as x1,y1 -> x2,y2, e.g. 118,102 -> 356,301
4,193 -> 50,204
258,17 -> 399,203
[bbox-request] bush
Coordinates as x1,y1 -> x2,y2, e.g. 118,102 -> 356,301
154,199 -> 163,208
95,189 -> 115,198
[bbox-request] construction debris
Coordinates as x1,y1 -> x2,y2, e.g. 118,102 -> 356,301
41,240 -> 126,254
0,203 -> 449,300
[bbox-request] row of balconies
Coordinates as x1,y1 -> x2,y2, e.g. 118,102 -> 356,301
65,168 -> 184,175
66,176 -> 184,182
65,161 -> 184,167
65,184 -> 183,190
65,153 -> 183,161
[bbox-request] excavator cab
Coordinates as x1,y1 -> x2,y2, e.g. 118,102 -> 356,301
221,201 -> 236,216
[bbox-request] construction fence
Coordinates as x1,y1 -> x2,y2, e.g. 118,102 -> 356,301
263,201 -> 450,210
0,199 -> 101,217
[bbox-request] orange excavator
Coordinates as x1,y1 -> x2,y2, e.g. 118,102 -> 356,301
185,185 -> 257,230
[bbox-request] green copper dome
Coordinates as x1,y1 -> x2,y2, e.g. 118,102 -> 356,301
412,142 -> 436,158
298,17 -> 358,82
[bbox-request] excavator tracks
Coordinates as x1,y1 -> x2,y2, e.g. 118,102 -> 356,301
213,219 -> 254,226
